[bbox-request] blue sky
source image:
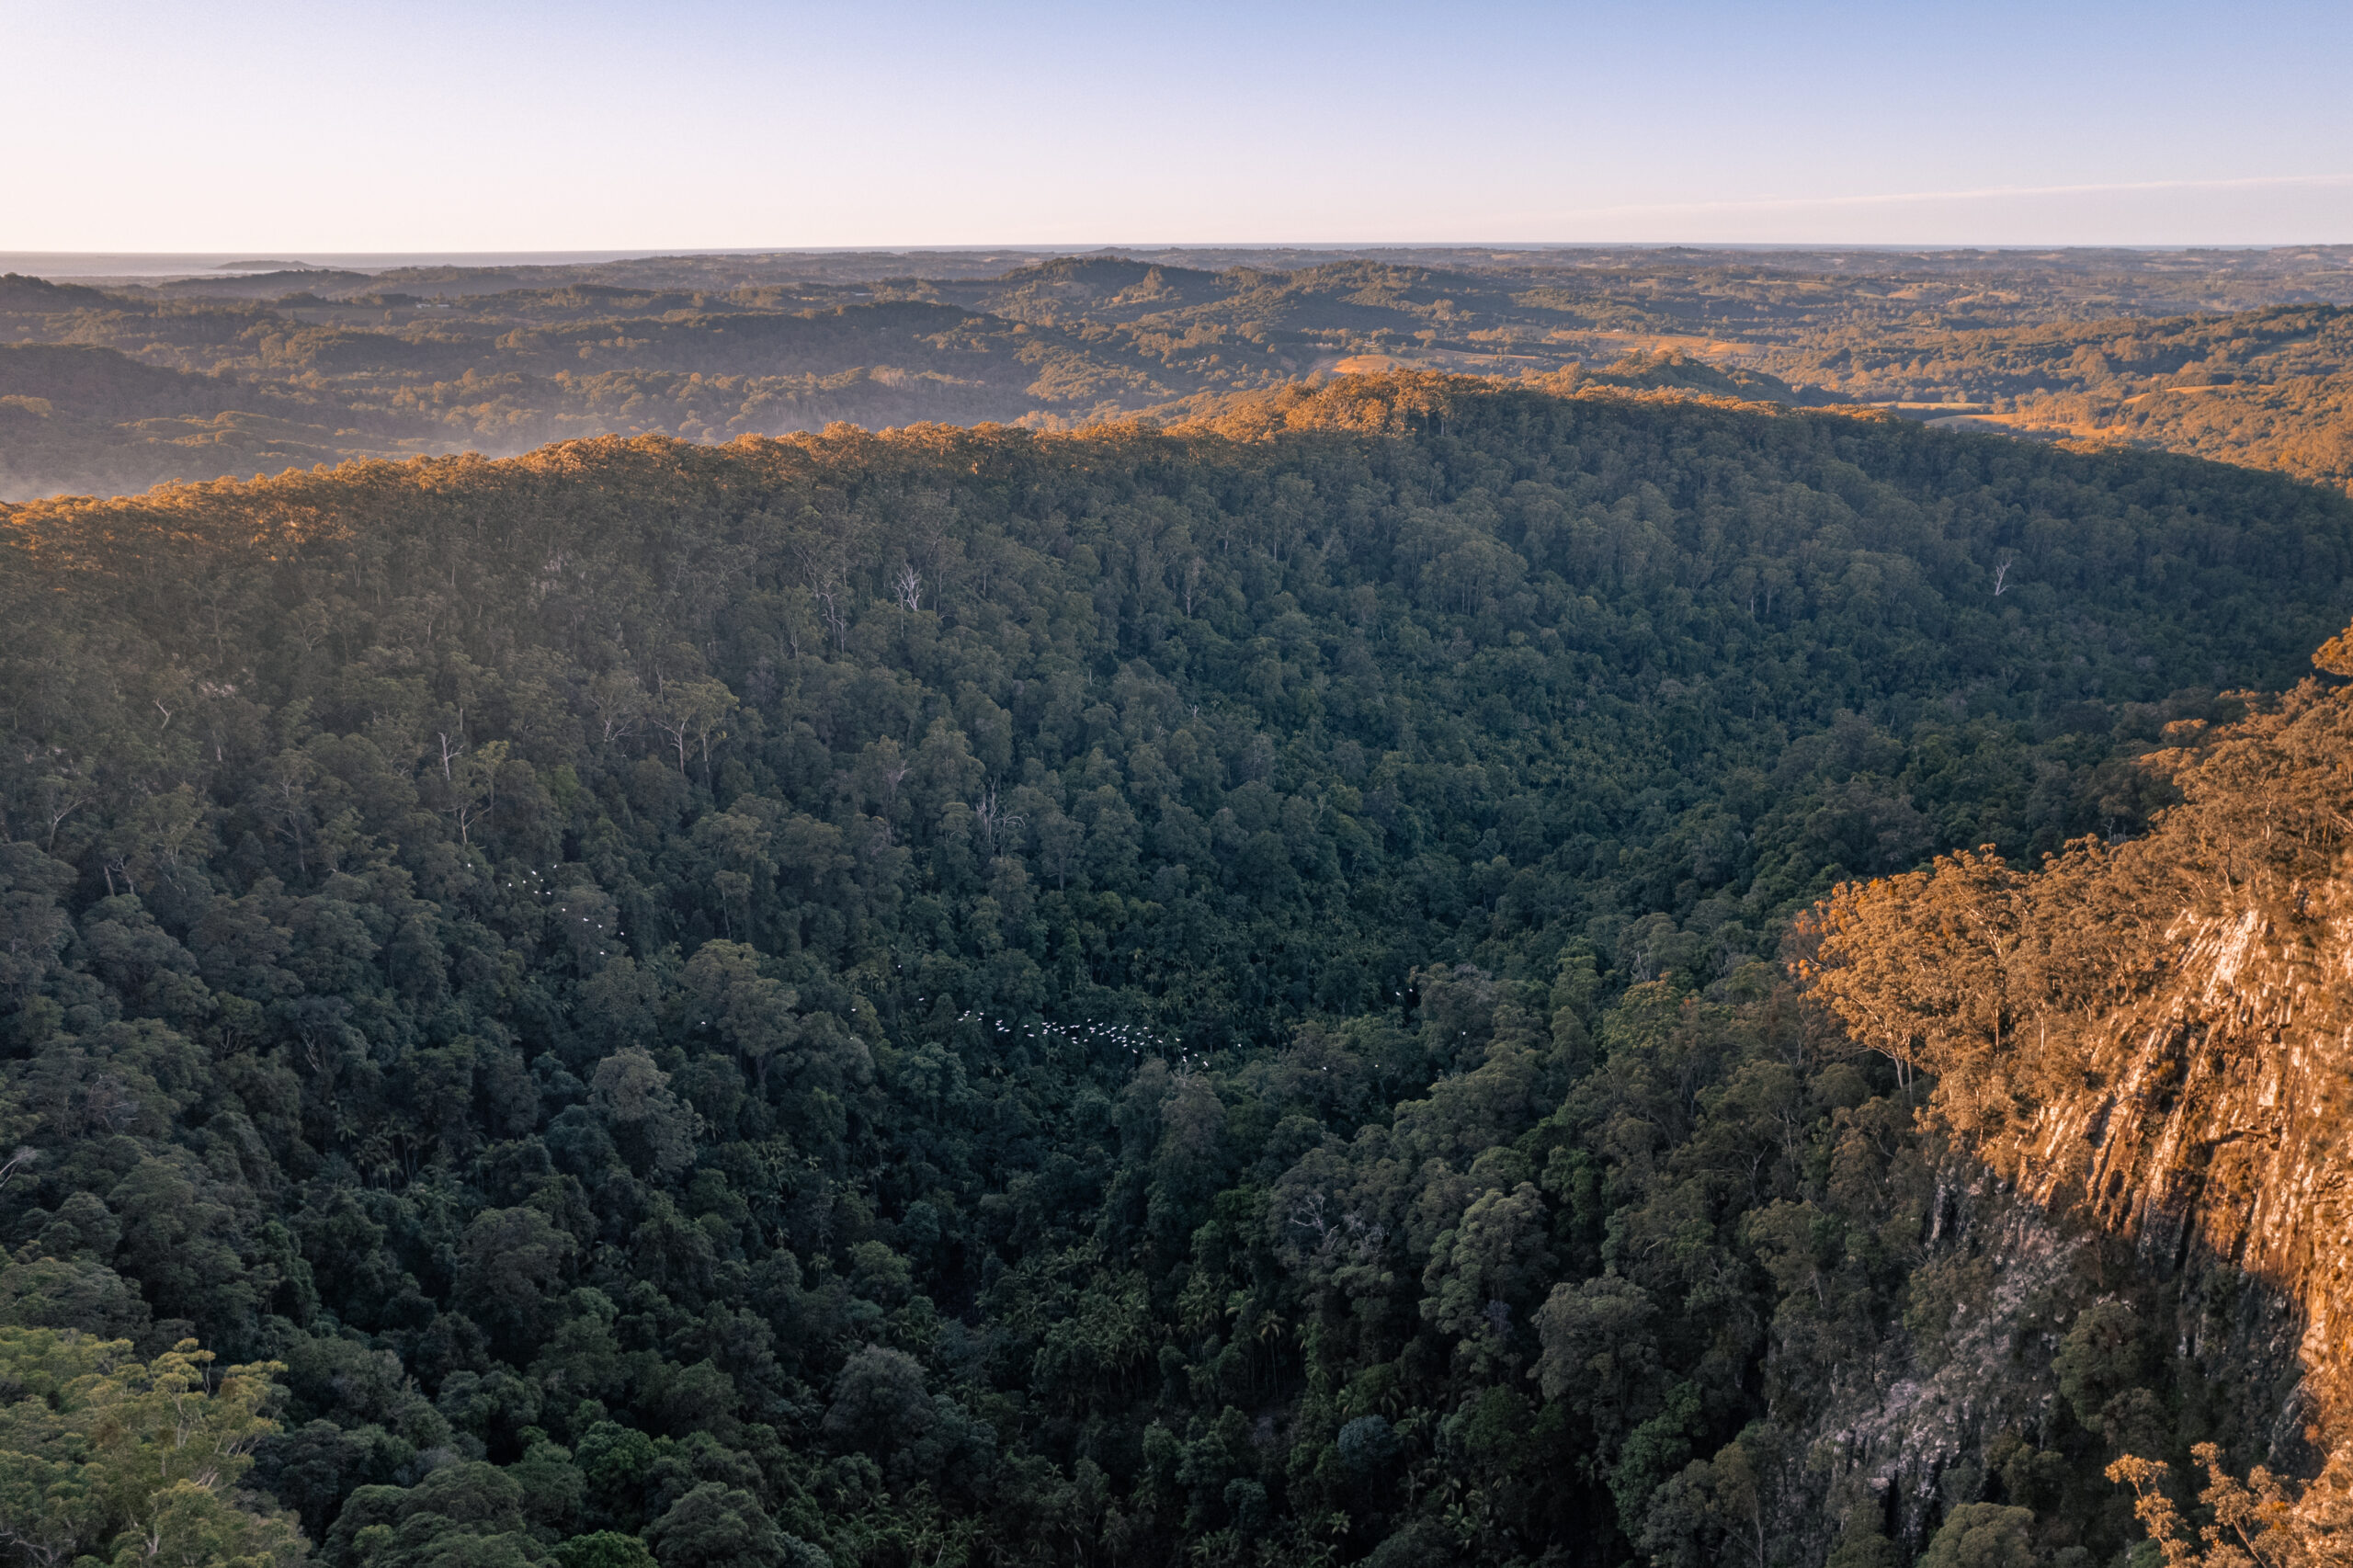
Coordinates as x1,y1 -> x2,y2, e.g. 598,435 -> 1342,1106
7,0 -> 2349,249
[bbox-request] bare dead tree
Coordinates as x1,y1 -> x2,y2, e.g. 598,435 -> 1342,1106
791,535 -> 854,649
813,579 -> 849,648
973,785 -> 1025,856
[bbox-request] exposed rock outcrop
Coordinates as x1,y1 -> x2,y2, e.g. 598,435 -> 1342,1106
1800,638 -> 2353,1547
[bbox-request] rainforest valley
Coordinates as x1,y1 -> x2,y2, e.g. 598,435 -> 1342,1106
7,371 -> 2353,1568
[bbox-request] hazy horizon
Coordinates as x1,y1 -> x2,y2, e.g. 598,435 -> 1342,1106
9,239 -> 2352,288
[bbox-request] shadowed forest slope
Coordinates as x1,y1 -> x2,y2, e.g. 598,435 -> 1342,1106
5,377 -> 2353,1568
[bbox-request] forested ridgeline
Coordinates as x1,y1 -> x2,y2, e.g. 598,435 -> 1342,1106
4,376 -> 2353,1568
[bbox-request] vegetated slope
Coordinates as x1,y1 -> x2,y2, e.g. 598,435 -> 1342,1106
0,341 -> 357,501
1772,305 -> 2353,496
4,377 -> 2353,1568
1802,629 -> 2353,1559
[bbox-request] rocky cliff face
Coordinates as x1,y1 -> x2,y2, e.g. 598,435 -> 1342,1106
1805,1169 -> 2093,1549
2014,898 -> 2353,1450
1798,650 -> 2353,1547
1750,1147 -> 2316,1564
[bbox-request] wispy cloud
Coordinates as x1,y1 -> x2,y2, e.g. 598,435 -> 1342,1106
1546,173 -> 2353,222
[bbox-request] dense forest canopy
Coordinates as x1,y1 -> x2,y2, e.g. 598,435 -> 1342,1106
5,377 -> 2353,1568
6,245 -> 2353,504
